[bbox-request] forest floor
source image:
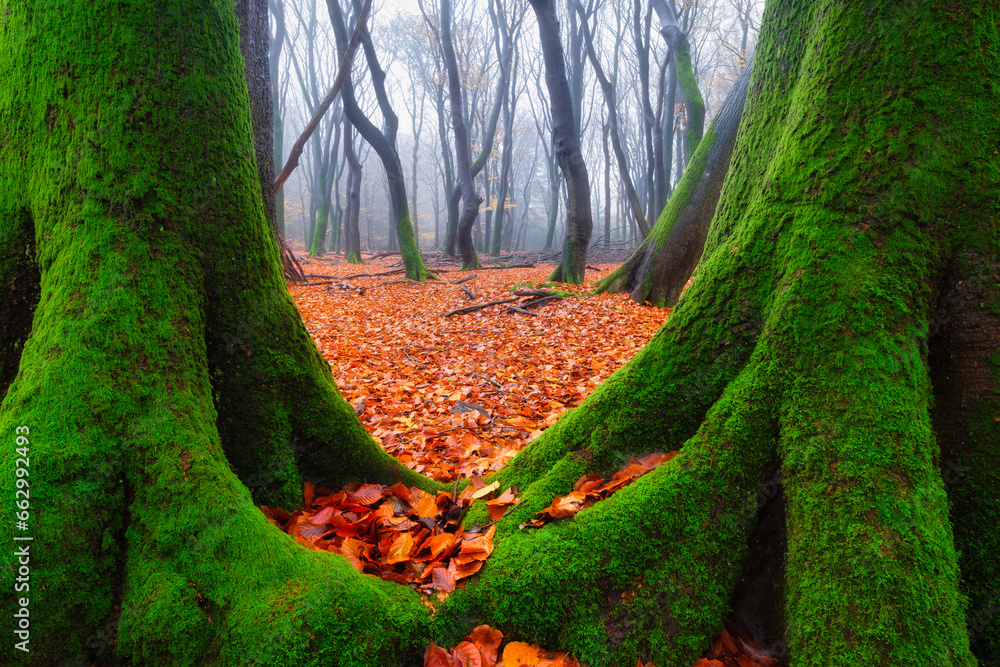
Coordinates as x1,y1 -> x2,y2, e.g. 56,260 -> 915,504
276,250 -> 783,667
289,252 -> 669,482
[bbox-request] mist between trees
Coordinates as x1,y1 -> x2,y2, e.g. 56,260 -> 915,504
272,0 -> 762,259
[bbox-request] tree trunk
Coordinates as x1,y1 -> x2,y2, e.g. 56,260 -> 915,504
270,0 -> 286,238
441,0 -> 483,270
326,0 -> 432,281
3,1 -> 998,666
573,0 -> 648,238
530,0 -> 592,284
0,1 -> 435,664
309,109 -> 341,257
595,55 -> 753,306
343,120 -> 363,263
651,0 -> 704,164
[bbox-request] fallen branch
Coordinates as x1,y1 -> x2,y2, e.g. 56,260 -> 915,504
404,349 -> 427,367
436,263 -> 535,272
520,295 -> 562,310
443,298 -> 518,317
507,306 -> 537,317
342,268 -> 406,279
375,278 -> 422,288
511,290 -> 555,298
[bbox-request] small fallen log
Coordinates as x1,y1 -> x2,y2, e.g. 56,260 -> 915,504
443,298 -> 518,317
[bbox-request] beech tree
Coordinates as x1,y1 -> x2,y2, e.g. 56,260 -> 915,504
326,0 -> 432,280
595,55 -> 752,306
2,2 -> 998,667
529,0 -> 594,284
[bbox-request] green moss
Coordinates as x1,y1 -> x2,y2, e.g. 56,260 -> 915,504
674,39 -> 704,157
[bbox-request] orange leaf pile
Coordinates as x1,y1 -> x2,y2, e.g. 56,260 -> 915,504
261,478 -> 517,596
425,627 -> 583,667
424,621 -> 784,667
289,255 -> 670,482
521,452 -> 677,528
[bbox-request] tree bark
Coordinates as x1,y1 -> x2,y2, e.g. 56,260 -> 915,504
343,119 -> 363,263
2,1 -> 998,666
0,0 -> 435,663
529,0 -> 593,284
651,0 -> 705,162
269,0 -> 286,238
441,0 -> 483,269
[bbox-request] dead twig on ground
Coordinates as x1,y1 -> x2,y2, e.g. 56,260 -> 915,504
443,298 -> 518,317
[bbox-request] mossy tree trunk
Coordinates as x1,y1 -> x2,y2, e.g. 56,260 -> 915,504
437,2 -> 998,665
651,0 -> 705,163
2,1 -> 998,666
308,109 -> 341,258
0,0 -> 436,663
595,56 -> 752,307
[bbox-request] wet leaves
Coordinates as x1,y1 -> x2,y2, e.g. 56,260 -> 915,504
695,622 -> 785,667
425,627 -> 583,667
260,478 -> 517,597
425,622 -> 785,667
521,452 -> 677,528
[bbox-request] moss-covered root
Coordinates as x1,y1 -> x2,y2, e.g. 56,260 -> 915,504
397,213 -> 436,281
770,245 -> 973,664
438,362 -> 781,667
117,435 -> 431,666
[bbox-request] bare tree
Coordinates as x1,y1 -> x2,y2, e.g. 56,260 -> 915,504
327,0 -> 433,279
529,0 -> 592,283
573,0 -> 649,238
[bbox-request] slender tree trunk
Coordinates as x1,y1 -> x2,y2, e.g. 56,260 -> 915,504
651,0 -> 705,162
652,50 -> 670,213
343,120 -> 363,263
326,0 -> 432,280
309,109 -> 341,257
441,0 -> 483,269
530,0 -> 592,284
602,118 -> 611,249
410,85 -> 425,250
573,0 -> 648,238
270,0 -> 286,238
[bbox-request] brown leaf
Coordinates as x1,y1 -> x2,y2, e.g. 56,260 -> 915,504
465,626 -> 503,667
452,641 -> 483,667
384,531 -> 415,564
425,644 -> 456,667
430,564 -> 457,593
